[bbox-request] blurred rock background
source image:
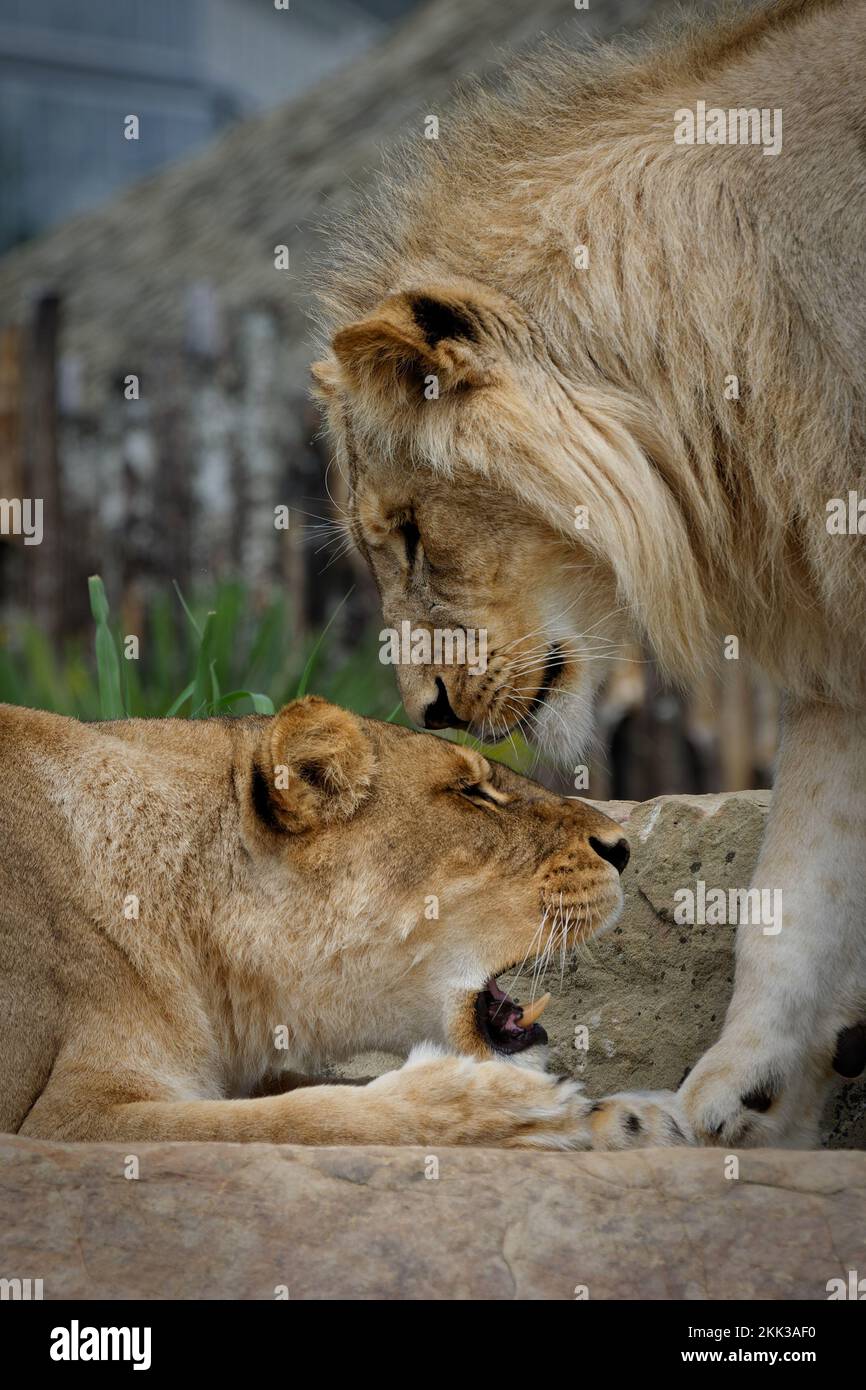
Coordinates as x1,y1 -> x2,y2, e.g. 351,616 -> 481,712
0,0 -> 777,797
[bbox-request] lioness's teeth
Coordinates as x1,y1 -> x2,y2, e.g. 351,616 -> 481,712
516,992 -> 551,1028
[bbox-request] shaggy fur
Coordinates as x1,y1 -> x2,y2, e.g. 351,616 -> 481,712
312,0 -> 866,1147
315,0 -> 866,697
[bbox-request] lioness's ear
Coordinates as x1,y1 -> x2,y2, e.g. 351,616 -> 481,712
327,288 -> 492,401
253,696 -> 375,834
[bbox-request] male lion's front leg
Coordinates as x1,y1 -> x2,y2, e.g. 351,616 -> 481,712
677,700 -> 866,1147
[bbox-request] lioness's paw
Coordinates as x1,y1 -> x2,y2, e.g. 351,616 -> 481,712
369,1044 -> 593,1149
587,1090 -> 695,1150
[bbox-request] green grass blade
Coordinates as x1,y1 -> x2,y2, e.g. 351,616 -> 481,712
172,579 -> 202,640
246,599 -> 285,686
88,576 -> 124,719
213,689 -> 276,716
211,580 -> 244,687
164,680 -> 195,718
190,612 -> 216,718
295,587 -> 354,699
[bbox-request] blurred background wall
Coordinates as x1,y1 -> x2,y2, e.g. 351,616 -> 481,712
0,0 -> 407,252
0,0 -> 777,798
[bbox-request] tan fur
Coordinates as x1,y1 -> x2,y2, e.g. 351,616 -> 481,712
1,697 -> 640,1147
313,0 -> 866,1146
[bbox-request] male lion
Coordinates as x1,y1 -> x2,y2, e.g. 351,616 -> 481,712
313,0 -> 866,1147
1,696 -> 671,1149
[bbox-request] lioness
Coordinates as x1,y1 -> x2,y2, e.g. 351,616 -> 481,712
1,696 -> 671,1149
313,0 -> 866,1146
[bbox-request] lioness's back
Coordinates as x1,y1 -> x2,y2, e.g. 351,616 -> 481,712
0,707 -> 79,1129
0,705 -> 264,1131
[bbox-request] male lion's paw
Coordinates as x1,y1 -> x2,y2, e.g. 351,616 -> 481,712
370,1044 -> 594,1150
586,1090 -> 695,1150
677,1039 -> 816,1148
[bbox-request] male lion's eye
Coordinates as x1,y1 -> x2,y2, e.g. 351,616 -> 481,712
400,520 -> 421,567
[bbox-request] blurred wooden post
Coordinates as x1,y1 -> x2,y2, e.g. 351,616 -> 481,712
120,388 -> 160,640
593,645 -> 646,799
22,292 -> 63,635
238,307 -> 282,606
719,657 -> 752,791
186,283 -> 233,587
96,385 -> 126,611
0,324 -> 23,620
0,325 -> 22,499
752,670 -> 779,788
685,669 -> 722,791
151,344 -> 193,611
57,352 -> 101,634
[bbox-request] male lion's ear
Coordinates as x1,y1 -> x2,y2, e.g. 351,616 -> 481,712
254,696 -> 375,834
310,355 -> 342,401
329,287 -> 492,402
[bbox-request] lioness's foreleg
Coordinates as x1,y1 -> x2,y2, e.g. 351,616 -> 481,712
22,1047 -> 606,1149
677,700 -> 866,1146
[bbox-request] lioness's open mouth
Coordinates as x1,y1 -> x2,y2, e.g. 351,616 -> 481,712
475,975 -> 551,1055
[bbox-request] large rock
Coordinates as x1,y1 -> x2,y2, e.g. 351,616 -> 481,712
336,792 -> 866,1148
1,1135 -> 863,1300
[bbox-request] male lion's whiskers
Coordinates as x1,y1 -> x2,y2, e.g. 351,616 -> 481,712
526,683 -> 577,747
296,510 -> 349,538
498,593 -> 588,654
323,455 -> 353,524
498,693 -> 529,739
498,602 -> 630,659
506,636 -> 630,669
294,508 -> 358,569
495,700 -> 524,762
319,539 -> 358,573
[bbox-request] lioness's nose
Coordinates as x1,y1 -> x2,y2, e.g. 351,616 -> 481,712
589,835 -> 630,875
423,678 -> 468,731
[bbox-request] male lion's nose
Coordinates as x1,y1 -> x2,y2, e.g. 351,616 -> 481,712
423,678 -> 468,731
589,835 -> 630,875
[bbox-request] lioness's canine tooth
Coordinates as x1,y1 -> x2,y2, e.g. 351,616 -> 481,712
516,992 -> 551,1028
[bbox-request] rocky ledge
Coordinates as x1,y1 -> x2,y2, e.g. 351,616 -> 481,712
1,1136 -> 864,1300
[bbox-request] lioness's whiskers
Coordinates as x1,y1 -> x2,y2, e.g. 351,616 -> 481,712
503,908 -> 551,1008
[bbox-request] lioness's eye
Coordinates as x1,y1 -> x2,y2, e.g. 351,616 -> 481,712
459,782 -> 510,810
